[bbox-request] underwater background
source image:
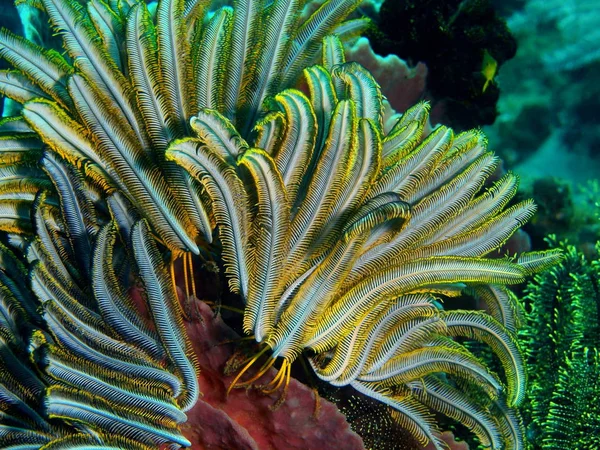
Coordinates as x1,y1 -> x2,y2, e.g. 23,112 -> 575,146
0,0 -> 598,449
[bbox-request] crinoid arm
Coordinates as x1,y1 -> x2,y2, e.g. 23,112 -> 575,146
1,175 -> 199,447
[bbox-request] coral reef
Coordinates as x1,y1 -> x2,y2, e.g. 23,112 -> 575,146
519,240 -> 600,448
0,0 -> 562,448
485,0 -> 600,189
510,0 -> 600,71
367,0 -> 517,130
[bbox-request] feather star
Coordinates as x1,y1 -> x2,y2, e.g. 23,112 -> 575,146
0,0 -> 561,449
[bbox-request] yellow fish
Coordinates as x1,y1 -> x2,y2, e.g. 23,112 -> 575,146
481,49 -> 497,92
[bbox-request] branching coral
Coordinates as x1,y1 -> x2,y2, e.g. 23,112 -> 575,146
0,0 -> 561,448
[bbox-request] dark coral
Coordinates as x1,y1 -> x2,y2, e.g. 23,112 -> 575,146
489,0 -> 526,17
367,0 -> 516,130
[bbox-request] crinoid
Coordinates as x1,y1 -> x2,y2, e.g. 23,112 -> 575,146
0,0 -> 560,448
167,41 -> 561,447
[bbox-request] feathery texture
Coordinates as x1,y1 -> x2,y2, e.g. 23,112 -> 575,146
0,1 -> 561,448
